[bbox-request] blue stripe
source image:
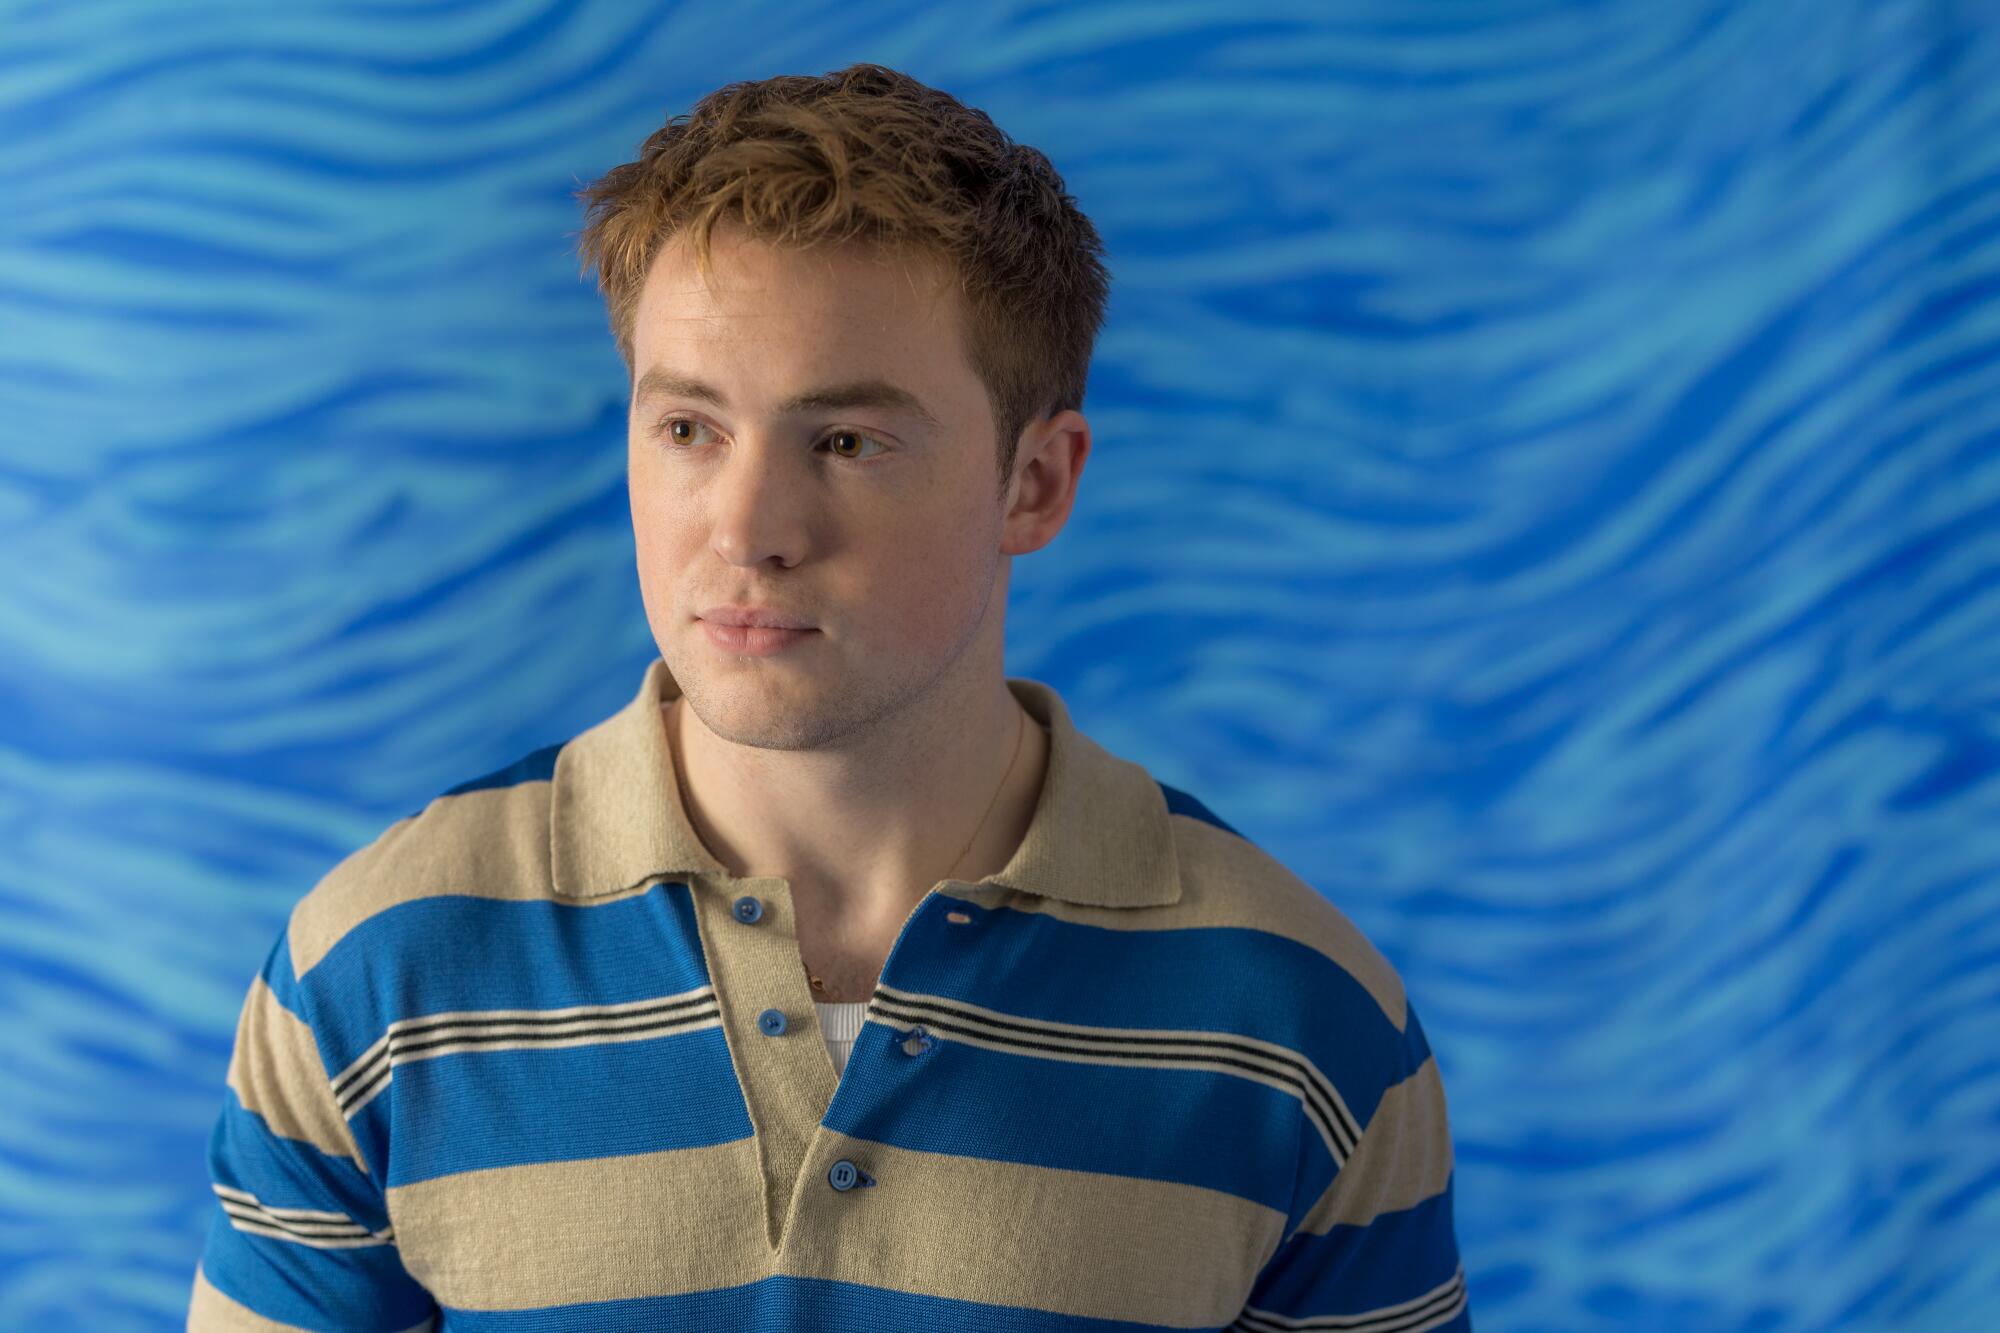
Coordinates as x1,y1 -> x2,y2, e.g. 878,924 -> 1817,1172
439,1272 -> 1204,1331
201,1216 -> 436,1328
889,894 -> 1398,1039
884,894 -> 1408,1116
200,1086 -> 433,1330
1158,779 -> 1243,837
200,1215 -> 435,1332
1294,1000 -> 1441,1220
827,1016 -> 1300,1214
378,1025 -> 751,1188
206,1084 -> 381,1228
1250,1180 -> 1464,1318
300,880 -> 710,1070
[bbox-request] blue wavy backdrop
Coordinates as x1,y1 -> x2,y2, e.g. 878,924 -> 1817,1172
3,0 -> 1997,1328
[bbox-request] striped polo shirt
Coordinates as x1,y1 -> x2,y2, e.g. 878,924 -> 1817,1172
190,656 -> 1470,1331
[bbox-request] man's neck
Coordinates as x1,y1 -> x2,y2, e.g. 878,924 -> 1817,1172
663,680 -> 1050,942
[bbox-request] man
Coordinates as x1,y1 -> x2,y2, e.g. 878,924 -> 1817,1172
190,62 -> 1469,1331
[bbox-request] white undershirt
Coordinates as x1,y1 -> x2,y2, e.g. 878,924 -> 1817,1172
813,999 -> 870,1075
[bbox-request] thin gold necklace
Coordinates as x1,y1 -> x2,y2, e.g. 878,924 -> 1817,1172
666,695 -> 1029,998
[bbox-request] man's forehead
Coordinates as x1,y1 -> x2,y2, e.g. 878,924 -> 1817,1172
631,363 -> 944,432
630,243 -> 963,409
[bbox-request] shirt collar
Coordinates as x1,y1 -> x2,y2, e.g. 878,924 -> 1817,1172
549,656 -> 1182,911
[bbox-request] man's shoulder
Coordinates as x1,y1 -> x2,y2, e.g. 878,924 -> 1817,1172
282,739 -> 568,985
1155,781 -> 1443,1188
1157,780 -> 1409,1034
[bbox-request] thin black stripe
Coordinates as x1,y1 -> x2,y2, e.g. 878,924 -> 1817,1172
872,991 -> 1359,1154
219,1201 -> 370,1239
1237,1270 -> 1463,1332
388,992 -> 715,1041
873,985 -> 1353,1136
386,1010 -> 715,1061
335,1004 -> 720,1111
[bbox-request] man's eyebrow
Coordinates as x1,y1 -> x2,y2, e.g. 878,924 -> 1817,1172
633,368 -> 941,431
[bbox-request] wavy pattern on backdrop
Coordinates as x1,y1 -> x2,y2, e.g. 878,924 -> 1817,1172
2,0 -> 1997,1329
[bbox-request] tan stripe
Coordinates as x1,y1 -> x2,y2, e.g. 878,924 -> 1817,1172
789,1132 -> 1284,1325
288,778 -> 556,979
189,1263 -> 318,1331
225,975 -> 368,1175
1296,1055 -> 1456,1234
187,1262 -> 435,1332
385,1138 -> 767,1308
384,1132 -> 1283,1323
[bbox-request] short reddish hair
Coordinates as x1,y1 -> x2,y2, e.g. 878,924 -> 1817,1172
572,62 -> 1110,493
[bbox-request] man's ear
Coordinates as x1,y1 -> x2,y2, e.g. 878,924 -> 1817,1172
1001,409 -> 1091,557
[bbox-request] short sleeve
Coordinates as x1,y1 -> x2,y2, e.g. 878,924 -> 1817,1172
1237,998 -> 1472,1331
188,924 -> 438,1332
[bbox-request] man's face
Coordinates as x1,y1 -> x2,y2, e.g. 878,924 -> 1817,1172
627,224 -> 1014,752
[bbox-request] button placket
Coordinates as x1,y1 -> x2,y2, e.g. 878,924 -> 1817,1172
725,883 -> 988,1227
734,890 -> 887,1204
735,900 -> 795,1046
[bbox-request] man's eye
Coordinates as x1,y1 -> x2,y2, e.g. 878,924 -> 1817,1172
657,417 -> 885,461
822,428 -> 887,461
659,417 -> 715,448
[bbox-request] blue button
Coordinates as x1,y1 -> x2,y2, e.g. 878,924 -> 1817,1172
758,1007 -> 788,1036
827,1159 -> 875,1191
899,1024 -> 934,1056
733,895 -> 764,923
